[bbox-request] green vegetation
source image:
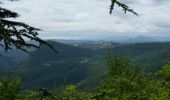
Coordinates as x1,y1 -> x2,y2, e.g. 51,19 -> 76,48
95,55 -> 170,100
11,42 -> 106,89
0,41 -> 167,91
5,42 -> 170,90
157,62 -> 170,81
113,42 -> 170,71
0,77 -> 21,100
1,55 -> 170,99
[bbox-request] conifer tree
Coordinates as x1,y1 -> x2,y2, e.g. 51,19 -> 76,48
0,0 -> 57,53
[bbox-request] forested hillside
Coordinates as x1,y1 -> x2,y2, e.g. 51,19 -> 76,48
2,41 -> 170,90
114,42 -> 170,71
11,41 -> 106,89
1,55 -> 170,99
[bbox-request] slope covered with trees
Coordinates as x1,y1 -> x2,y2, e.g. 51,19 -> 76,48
3,41 -> 170,90
114,42 -> 170,71
11,41 -> 106,89
1,55 -> 170,99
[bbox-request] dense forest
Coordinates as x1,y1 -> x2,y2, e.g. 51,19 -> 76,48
1,51 -> 170,99
0,41 -> 170,99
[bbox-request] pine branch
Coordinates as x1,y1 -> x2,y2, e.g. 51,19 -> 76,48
0,0 -> 58,53
0,18 -> 58,53
110,0 -> 139,16
0,7 -> 18,18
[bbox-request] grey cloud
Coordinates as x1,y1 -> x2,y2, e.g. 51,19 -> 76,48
1,0 -> 170,39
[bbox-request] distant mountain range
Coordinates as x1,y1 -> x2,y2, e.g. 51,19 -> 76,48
118,35 -> 157,43
117,35 -> 170,43
53,35 -> 170,44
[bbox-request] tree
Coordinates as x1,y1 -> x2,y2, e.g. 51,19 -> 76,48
93,55 -> 170,100
0,77 -> 21,100
0,0 -> 57,53
58,85 -> 92,100
157,62 -> 170,81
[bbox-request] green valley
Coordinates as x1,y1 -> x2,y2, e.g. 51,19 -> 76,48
1,41 -> 169,90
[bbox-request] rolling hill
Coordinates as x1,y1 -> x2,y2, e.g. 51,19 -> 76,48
12,41 -> 106,89
113,42 -> 170,71
2,41 -> 170,90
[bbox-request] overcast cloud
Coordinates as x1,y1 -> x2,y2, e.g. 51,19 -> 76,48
2,0 -> 170,39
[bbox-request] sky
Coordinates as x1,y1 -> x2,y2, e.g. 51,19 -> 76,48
2,0 -> 170,40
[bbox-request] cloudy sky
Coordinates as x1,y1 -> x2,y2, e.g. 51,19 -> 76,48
2,0 -> 170,39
